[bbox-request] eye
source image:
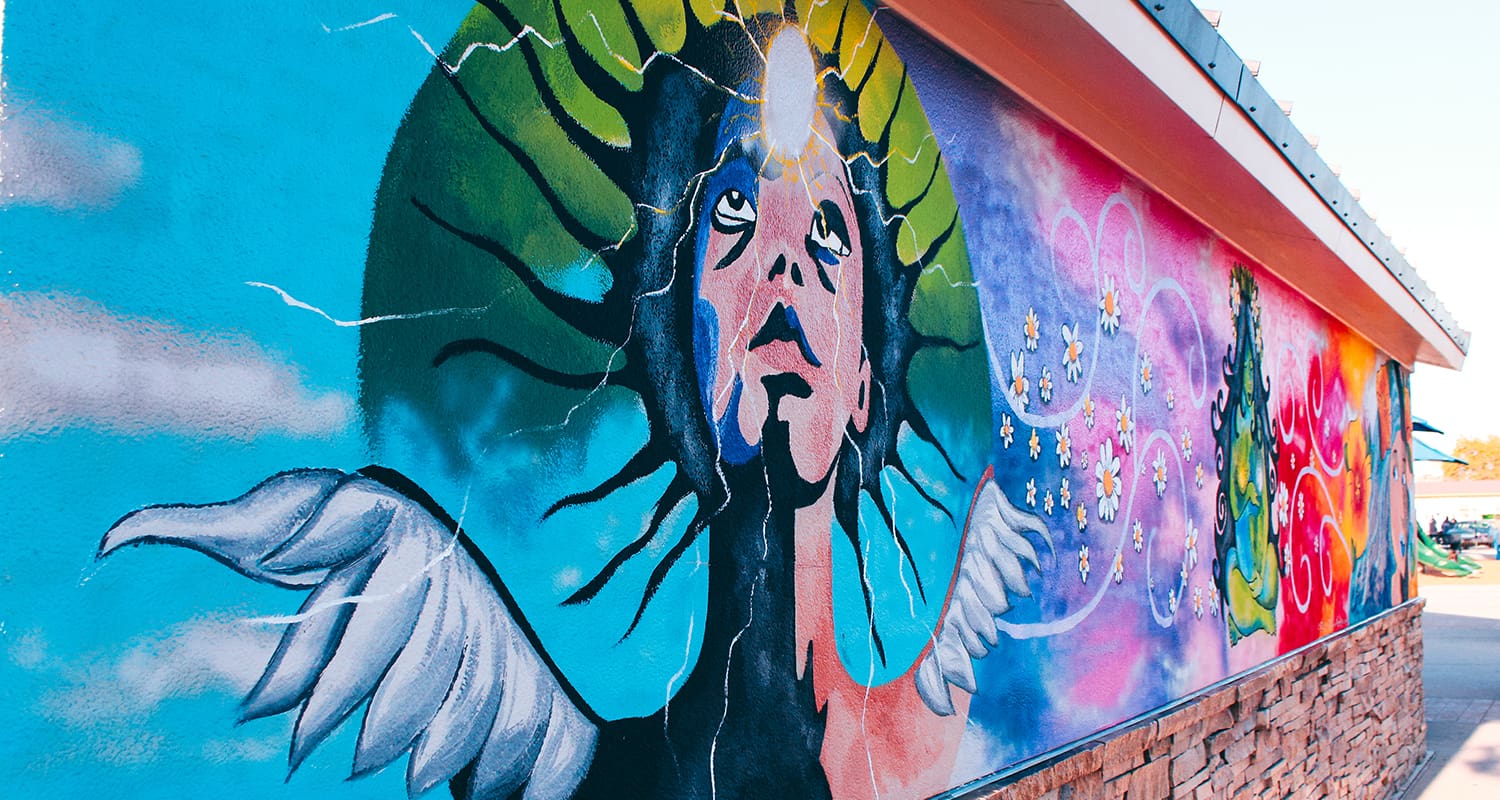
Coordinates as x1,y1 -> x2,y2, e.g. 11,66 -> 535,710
711,188 -> 756,232
808,199 -> 851,261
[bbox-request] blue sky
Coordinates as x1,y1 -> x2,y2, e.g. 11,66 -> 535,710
1193,0 -> 1500,449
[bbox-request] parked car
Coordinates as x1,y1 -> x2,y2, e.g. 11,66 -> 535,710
1434,520 -> 1498,551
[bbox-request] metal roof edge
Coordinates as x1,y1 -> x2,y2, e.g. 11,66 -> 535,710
1134,1 -> 1471,354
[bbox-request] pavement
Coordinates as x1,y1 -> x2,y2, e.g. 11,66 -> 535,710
1401,549 -> 1500,799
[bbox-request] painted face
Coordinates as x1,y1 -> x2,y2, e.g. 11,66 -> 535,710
692,108 -> 870,485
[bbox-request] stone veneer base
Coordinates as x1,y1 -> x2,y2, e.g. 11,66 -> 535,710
947,599 -> 1426,800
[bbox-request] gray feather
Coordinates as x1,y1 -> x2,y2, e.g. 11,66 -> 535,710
407,579 -> 507,795
353,557 -> 466,777
914,651 -> 955,716
521,697 -> 599,800
289,535 -> 432,772
955,579 -> 999,651
935,633 -> 976,694
965,554 -> 1010,619
979,522 -> 1031,597
99,469 -> 343,587
261,476 -> 398,573
240,555 -> 378,721
468,626 -> 555,799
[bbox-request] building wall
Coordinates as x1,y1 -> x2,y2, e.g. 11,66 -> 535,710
2,2 -> 1418,798
967,600 -> 1426,799
1415,481 -> 1500,525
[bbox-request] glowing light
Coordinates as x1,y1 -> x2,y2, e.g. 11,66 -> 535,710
761,28 -> 817,161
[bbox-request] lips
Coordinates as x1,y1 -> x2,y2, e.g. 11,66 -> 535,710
748,302 -> 821,367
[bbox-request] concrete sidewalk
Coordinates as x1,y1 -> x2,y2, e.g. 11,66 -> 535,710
1402,575 -> 1500,798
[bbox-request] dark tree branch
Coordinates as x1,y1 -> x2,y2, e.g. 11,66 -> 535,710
564,472 -> 693,606
441,70 -> 619,253
411,197 -> 628,344
474,0 -> 632,183
544,442 -> 669,519
866,487 -> 927,602
902,402 -> 966,483
622,509 -> 712,639
433,337 -> 619,391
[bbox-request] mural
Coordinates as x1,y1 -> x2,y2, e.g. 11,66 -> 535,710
1,1 -> 1414,798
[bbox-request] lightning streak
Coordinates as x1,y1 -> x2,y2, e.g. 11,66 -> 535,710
320,13 -> 399,33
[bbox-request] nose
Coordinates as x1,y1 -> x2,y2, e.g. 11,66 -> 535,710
766,254 -> 804,288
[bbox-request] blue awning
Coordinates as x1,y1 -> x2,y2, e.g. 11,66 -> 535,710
1413,438 -> 1465,464
1412,415 -> 1443,434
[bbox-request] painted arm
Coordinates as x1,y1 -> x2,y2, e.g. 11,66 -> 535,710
98,468 -> 597,800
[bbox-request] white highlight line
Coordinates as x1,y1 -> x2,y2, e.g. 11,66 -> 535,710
321,13 -> 399,33
245,281 -> 484,327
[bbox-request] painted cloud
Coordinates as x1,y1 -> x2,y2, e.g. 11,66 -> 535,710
0,102 -> 142,210
0,292 -> 352,439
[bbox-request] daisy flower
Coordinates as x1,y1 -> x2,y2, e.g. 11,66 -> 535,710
1297,493 -> 1305,520
1275,482 -> 1290,529
1180,428 -> 1193,461
1056,424 -> 1072,468
1026,478 -> 1037,507
1195,463 -> 1205,489
1168,588 -> 1179,615
1112,549 -> 1124,584
1193,587 -> 1204,619
1024,307 -> 1041,351
1152,449 -> 1168,498
1039,366 -> 1055,403
1061,322 -> 1084,382
1080,450 -> 1090,470
1079,544 -> 1091,583
1008,351 -> 1030,411
1166,386 -> 1176,410
1083,394 -> 1096,430
1028,428 -> 1041,460
1139,353 -> 1154,394
1095,438 -> 1122,522
1133,520 -> 1144,552
1075,501 -> 1088,532
1185,521 -> 1199,568
1000,414 -> 1015,448
1099,274 -> 1122,334
1060,476 -> 1072,508
1044,490 -> 1055,515
1115,395 -> 1135,453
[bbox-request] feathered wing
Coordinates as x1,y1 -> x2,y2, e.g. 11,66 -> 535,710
914,475 -> 1052,716
98,468 -> 597,800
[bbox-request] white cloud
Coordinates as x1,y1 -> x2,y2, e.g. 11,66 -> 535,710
0,292 -> 354,440
37,616 -> 281,728
0,101 -> 143,210
15,617 -> 286,770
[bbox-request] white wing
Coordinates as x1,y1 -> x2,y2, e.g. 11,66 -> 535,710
914,474 -> 1051,716
99,468 -> 597,800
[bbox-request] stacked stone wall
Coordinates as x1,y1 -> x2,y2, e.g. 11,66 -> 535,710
968,601 -> 1425,799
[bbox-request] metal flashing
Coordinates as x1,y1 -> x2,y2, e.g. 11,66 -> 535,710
1136,1 -> 1470,353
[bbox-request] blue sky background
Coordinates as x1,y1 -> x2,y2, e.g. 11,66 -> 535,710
1,3 -> 472,796
1193,0 -> 1499,451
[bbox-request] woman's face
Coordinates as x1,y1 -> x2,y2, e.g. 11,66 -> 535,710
693,112 -> 870,485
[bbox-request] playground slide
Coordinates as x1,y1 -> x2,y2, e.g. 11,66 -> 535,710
1417,529 -> 1478,576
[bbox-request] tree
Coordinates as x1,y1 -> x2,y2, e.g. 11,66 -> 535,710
1441,436 -> 1500,480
